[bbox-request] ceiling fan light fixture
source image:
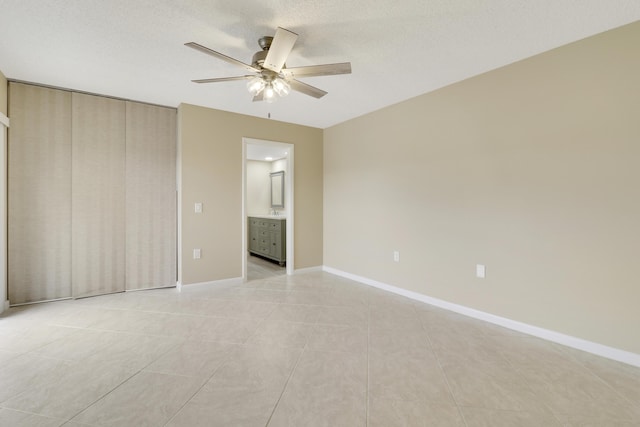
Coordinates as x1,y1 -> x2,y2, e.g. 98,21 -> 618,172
263,83 -> 277,103
273,78 -> 290,97
247,77 -> 265,96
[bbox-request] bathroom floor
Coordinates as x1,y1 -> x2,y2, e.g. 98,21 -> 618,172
247,254 -> 286,281
0,270 -> 639,426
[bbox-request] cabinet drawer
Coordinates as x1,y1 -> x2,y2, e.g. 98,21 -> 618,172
268,221 -> 281,231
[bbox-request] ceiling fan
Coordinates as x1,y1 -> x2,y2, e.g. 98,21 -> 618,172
186,27 -> 352,103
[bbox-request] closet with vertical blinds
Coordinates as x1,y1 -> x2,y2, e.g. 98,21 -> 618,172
8,82 -> 176,304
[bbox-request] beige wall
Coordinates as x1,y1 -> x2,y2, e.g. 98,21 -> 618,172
178,103 -> 323,284
324,22 -> 640,354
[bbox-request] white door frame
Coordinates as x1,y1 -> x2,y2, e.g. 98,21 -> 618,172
1,112 -> 9,313
242,138 -> 294,280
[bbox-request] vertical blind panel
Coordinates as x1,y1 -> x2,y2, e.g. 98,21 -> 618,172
71,93 -> 126,298
125,102 -> 177,290
8,83 -> 72,304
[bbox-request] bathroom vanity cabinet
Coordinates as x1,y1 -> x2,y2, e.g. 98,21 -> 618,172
248,217 -> 286,266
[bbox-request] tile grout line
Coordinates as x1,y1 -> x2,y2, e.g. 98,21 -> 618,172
263,320 -> 312,426
0,407 -> 67,423
494,341 -> 577,425
416,304 -> 469,427
62,317 -> 186,424
565,348 -> 640,413
64,369 -> 143,424
161,344 -> 239,427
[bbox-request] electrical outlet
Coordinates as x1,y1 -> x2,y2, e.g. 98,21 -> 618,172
476,264 -> 486,278
193,249 -> 201,259
393,251 -> 400,262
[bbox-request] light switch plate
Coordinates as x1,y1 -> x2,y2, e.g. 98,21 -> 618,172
193,249 -> 201,259
476,264 -> 486,278
194,202 -> 203,213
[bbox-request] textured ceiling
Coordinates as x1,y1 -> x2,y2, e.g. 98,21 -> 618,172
1,1 -> 639,129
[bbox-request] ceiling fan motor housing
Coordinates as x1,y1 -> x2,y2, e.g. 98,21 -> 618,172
252,50 -> 268,68
253,36 -> 282,71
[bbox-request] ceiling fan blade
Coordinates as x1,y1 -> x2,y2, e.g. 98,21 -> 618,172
289,79 -> 327,99
192,75 -> 255,84
263,27 -> 298,73
282,62 -> 352,79
185,42 -> 259,73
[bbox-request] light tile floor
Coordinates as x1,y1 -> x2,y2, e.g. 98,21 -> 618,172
247,255 -> 286,282
0,270 -> 639,426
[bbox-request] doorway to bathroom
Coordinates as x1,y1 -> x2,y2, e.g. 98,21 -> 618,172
242,138 -> 294,281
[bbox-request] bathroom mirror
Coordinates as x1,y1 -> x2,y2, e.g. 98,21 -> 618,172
270,171 -> 284,208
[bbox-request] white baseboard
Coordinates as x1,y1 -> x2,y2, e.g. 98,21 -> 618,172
322,266 -> 640,368
10,297 -> 73,306
180,277 -> 243,290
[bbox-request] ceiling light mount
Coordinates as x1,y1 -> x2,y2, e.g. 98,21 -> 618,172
258,36 -> 273,51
